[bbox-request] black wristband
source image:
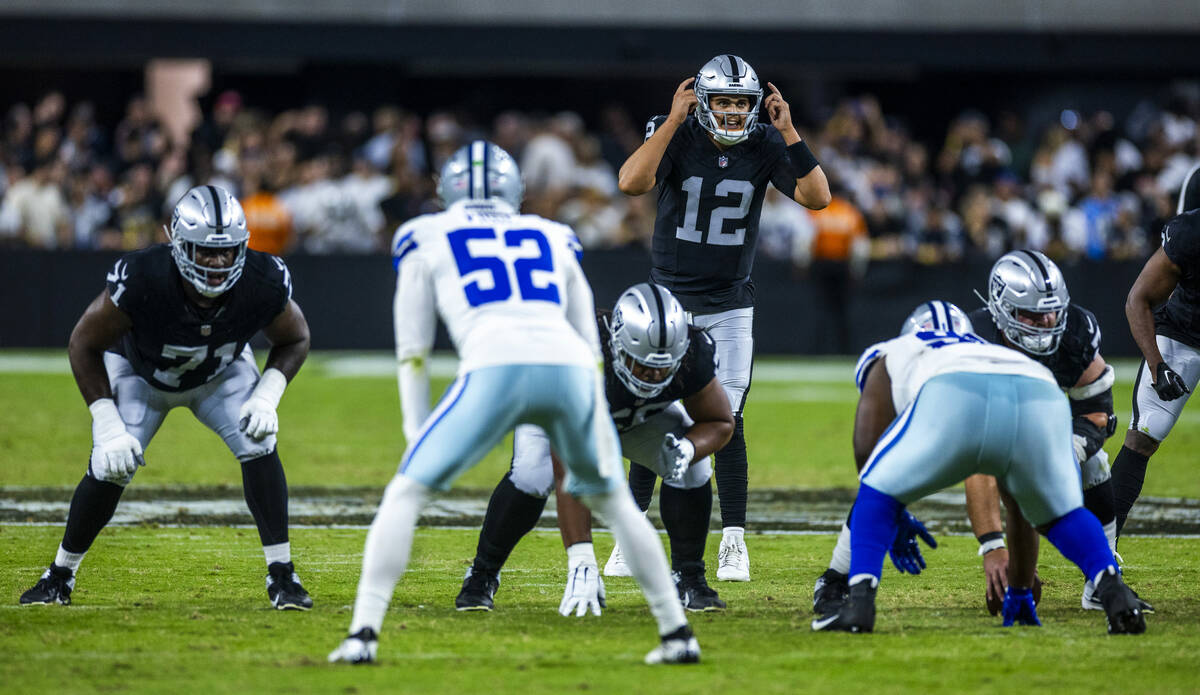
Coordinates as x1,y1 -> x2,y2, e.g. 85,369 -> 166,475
977,531 -> 1004,545
787,141 -> 820,178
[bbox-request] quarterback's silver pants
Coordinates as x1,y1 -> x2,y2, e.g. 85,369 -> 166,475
96,347 -> 275,485
690,307 -> 753,415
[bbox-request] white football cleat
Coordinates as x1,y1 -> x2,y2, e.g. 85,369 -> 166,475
328,628 -> 378,665
644,626 -> 700,665
716,532 -> 750,582
604,543 -> 631,578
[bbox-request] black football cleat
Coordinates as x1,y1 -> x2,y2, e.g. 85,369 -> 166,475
20,565 -> 75,606
455,564 -> 500,612
674,563 -> 726,612
266,561 -> 313,611
812,580 -> 876,633
812,568 -> 849,615
328,627 -> 378,664
645,624 -> 701,665
1095,567 -> 1146,635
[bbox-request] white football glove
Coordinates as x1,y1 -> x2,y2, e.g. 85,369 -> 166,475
88,398 -> 144,483
1072,434 -> 1089,465
239,368 -> 287,441
659,433 -> 695,485
559,543 -> 606,617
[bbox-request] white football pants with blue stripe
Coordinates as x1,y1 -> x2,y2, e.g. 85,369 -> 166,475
348,364 -> 687,638
861,372 -> 1083,527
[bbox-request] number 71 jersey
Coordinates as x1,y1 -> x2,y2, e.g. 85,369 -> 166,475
648,115 -> 800,313
391,199 -> 599,373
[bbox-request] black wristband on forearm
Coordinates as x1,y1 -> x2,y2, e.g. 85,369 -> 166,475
787,140 -> 820,178
977,531 -> 1004,545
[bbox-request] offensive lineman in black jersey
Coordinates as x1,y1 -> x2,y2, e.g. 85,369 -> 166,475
455,284 -> 734,613
19,185 -> 314,610
617,54 -> 830,581
1112,164 -> 1200,543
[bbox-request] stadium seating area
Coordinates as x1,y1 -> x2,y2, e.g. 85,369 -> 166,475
0,84 -> 1195,265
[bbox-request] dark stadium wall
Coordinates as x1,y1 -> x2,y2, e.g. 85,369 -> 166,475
1,250 -> 1144,356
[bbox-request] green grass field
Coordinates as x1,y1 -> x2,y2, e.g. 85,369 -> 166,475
2,351 -> 1199,693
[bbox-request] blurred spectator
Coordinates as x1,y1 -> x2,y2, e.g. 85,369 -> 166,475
522,111 -> 581,217
804,183 -> 869,353
1064,170 -> 1121,260
70,164 -> 118,249
758,186 -> 815,266
0,158 -> 71,248
242,174 -> 293,256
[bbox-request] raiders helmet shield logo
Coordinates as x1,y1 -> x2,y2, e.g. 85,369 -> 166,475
718,155 -> 729,168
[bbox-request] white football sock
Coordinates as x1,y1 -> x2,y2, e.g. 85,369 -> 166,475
263,542 -> 291,566
1103,520 -> 1118,555
54,546 -> 85,573
849,573 -> 879,588
349,475 -> 430,635
586,489 -> 686,636
723,526 -> 745,541
829,523 -> 852,574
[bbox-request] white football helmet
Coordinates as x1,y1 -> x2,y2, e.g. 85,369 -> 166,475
607,283 -> 690,398
166,184 -> 249,298
901,300 -> 974,336
437,140 -> 524,210
694,54 -> 763,145
983,250 -> 1070,355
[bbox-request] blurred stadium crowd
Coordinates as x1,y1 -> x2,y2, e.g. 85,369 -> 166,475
1,85 -> 1196,267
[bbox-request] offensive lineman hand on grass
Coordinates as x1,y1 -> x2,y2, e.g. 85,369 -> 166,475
559,562 -> 606,617
983,547 -> 1009,615
1001,586 -> 1042,626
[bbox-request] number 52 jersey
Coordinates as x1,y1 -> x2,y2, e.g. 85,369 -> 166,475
855,330 -> 1059,414
391,199 -> 600,373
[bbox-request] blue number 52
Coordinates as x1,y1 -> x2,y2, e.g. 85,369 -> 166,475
447,227 -> 561,307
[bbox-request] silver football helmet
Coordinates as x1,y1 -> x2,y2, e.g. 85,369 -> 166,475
901,300 -> 974,336
983,249 -> 1070,355
607,283 -> 690,399
166,184 -> 249,298
1178,162 -> 1200,214
436,140 -> 524,210
694,54 -> 763,145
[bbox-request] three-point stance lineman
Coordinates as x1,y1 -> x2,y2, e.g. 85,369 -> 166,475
329,142 -> 700,665
20,185 -> 313,610
1112,165 -> 1200,540
455,283 -> 734,615
617,54 -> 830,581
812,302 -> 1145,635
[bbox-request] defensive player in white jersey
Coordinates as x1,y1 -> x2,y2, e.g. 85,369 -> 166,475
329,141 -> 699,665
812,301 -> 1146,635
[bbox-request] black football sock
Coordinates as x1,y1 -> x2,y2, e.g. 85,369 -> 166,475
1111,447 -> 1151,536
628,462 -> 657,513
715,416 -> 748,528
474,472 -> 547,572
660,481 -> 714,570
61,474 -> 125,554
241,450 -> 290,546
1082,479 -> 1117,528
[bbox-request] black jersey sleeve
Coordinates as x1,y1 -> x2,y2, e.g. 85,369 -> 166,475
244,251 -> 294,324
104,250 -> 155,323
646,115 -> 674,182
676,327 -> 719,398
1161,212 -> 1200,270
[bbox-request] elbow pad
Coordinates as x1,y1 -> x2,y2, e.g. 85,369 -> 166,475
1067,365 -> 1114,421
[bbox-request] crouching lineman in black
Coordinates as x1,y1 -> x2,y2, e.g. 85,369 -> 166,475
455,283 -> 734,613
617,54 -> 830,581
1112,165 -> 1200,543
961,250 -> 1149,613
19,185 -> 314,610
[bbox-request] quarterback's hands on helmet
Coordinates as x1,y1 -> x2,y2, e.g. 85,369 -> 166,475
668,77 -> 698,126
239,368 -> 288,441
559,562 -> 606,617
88,398 -> 144,482
888,511 -> 937,575
1153,362 -> 1190,401
1000,586 -> 1042,627
764,82 -> 795,136
659,433 -> 695,484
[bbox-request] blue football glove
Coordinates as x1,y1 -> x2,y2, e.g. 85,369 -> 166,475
888,511 -> 937,575
1001,586 -> 1042,627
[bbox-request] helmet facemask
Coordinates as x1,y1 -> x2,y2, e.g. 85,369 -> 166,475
694,54 -> 763,146
169,234 -> 247,298
167,184 -> 250,298
606,284 -> 691,399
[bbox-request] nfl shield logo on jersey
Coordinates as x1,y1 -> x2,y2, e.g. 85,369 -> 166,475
717,155 -> 729,169
200,324 -> 212,337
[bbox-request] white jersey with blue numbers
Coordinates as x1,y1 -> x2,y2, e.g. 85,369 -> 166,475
391,198 -> 599,373
855,330 -> 1057,413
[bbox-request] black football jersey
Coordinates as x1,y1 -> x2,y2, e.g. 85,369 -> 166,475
105,244 -> 293,392
1155,209 -> 1200,349
597,310 -> 719,432
968,304 -> 1100,389
646,115 -> 798,314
